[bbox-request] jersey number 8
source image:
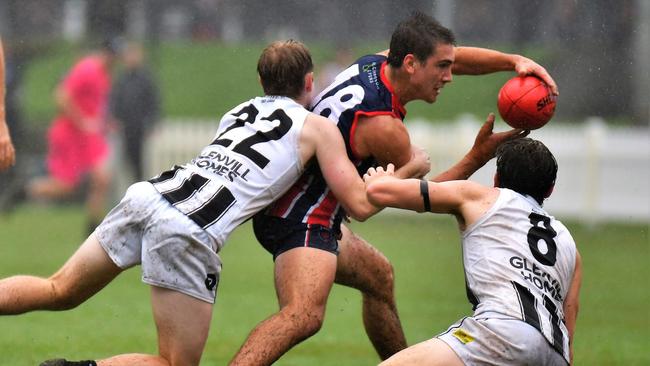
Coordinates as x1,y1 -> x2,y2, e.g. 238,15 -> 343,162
527,212 -> 558,266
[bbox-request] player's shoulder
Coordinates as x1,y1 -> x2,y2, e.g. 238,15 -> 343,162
304,112 -> 336,131
357,113 -> 405,135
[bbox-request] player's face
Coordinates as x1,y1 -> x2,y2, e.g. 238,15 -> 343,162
411,43 -> 454,103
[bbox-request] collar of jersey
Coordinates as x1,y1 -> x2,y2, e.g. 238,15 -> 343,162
380,61 -> 407,119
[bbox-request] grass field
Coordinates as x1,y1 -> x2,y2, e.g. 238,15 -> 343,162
0,204 -> 648,365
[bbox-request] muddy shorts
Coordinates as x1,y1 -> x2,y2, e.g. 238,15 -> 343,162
95,182 -> 222,303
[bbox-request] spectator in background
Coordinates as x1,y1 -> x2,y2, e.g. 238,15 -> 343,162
0,36 -> 16,172
27,39 -> 121,234
110,41 -> 161,182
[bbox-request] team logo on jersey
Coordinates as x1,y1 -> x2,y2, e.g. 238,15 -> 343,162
205,273 -> 218,291
362,62 -> 380,89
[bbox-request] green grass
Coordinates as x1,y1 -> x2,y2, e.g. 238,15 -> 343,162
0,205 -> 648,365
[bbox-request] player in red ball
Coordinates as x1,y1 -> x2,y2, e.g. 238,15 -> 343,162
365,138 -> 582,366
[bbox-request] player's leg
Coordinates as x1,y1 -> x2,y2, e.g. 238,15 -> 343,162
334,225 -> 407,359
151,286 -> 213,365
0,233 -> 122,314
379,338 -> 464,366
230,247 -> 337,366
96,287 -> 213,366
43,287 -> 213,366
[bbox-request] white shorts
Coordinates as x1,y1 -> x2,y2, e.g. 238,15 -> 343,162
95,182 -> 222,303
437,313 -> 568,366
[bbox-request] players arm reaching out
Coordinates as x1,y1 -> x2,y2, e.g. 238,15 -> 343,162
377,46 -> 558,96
452,46 -> 558,95
355,112 -> 527,184
364,164 -> 498,230
431,113 -> 528,182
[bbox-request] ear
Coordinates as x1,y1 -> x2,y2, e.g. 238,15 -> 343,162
304,72 -> 314,94
544,184 -> 555,198
403,54 -> 417,74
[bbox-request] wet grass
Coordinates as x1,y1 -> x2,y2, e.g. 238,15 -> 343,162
0,204 -> 647,365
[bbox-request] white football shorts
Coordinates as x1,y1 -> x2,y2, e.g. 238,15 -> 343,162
95,182 -> 222,303
437,312 -> 568,365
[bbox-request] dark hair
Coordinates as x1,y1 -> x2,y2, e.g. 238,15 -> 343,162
387,11 -> 456,68
496,138 -> 558,204
257,40 -> 313,99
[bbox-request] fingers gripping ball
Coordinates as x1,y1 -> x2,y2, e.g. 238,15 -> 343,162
497,76 -> 557,130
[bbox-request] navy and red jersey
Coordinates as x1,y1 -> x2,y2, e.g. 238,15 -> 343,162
262,54 -> 407,228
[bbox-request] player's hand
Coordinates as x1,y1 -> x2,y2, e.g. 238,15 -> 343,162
410,145 -> 431,179
513,55 -> 559,96
0,120 -> 16,171
468,113 -> 529,166
363,163 -> 395,185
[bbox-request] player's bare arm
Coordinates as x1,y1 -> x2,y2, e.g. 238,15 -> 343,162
0,36 -> 16,171
364,169 -> 497,229
354,114 -> 430,179
563,250 -> 582,365
301,113 -> 380,221
452,46 -> 558,95
431,113 -> 528,183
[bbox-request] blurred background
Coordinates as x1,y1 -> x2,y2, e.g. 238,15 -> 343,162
0,0 -> 648,221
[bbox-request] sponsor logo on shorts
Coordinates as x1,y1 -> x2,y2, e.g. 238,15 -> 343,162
452,329 -> 475,344
205,273 -> 218,291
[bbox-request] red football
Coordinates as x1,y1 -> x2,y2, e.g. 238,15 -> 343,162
497,75 -> 556,130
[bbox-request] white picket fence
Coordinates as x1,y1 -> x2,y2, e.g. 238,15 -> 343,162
134,117 -> 649,224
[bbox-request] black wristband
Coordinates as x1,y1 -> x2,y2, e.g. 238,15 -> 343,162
420,179 -> 431,212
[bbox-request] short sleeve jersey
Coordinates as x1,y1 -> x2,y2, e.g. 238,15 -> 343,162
462,188 -> 577,363
62,55 -> 111,122
149,96 -> 309,250
263,54 -> 406,228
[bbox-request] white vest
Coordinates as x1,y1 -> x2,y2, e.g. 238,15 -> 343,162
462,188 -> 577,363
150,96 -> 309,250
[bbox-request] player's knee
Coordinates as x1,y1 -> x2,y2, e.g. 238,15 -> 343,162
366,256 -> 396,299
283,303 -> 326,338
298,311 -> 325,338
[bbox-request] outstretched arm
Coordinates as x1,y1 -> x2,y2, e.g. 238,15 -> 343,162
0,36 -> 16,171
453,46 -> 558,95
431,113 -> 528,183
364,165 -> 496,229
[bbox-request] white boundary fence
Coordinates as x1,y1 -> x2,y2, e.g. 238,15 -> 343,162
136,117 -> 649,224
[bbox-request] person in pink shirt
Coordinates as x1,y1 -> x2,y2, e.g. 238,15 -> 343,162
28,40 -> 121,233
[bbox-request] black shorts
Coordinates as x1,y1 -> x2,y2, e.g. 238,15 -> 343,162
252,213 -> 342,260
